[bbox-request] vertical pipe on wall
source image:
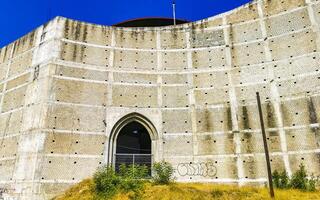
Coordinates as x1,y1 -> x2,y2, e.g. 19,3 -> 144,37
256,92 -> 275,198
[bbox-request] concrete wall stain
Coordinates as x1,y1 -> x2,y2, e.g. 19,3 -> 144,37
266,102 -> 276,128
204,108 -> 212,132
227,106 -> 233,131
308,97 -> 318,125
2,46 -> 8,62
64,19 -> 70,38
242,106 -> 250,130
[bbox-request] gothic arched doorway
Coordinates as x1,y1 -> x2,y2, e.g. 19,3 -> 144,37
115,121 -> 151,171
108,113 -> 158,173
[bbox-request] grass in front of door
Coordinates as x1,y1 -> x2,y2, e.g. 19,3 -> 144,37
53,162 -> 320,200
53,179 -> 320,200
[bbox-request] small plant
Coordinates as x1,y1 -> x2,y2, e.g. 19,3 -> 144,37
272,170 -> 289,189
152,161 -> 174,185
290,164 -> 308,190
118,164 -> 148,195
279,170 -> 290,189
272,170 -> 280,188
93,165 -> 120,199
308,175 -> 318,192
93,164 -> 149,200
272,163 -> 319,192
290,163 -> 319,191
119,164 -> 149,179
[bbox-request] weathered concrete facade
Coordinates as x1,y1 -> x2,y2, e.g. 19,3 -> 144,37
0,0 -> 320,199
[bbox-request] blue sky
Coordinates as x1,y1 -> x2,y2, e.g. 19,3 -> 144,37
0,0 -> 252,47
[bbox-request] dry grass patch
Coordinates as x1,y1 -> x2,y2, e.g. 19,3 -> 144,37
54,179 -> 95,200
54,180 -> 320,200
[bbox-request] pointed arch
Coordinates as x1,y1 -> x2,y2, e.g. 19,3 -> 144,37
107,112 -> 158,165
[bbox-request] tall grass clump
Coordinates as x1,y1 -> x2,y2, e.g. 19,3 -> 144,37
152,161 -> 174,185
93,164 -> 149,200
272,170 -> 289,189
272,163 -> 319,192
93,166 -> 120,199
290,164 -> 319,191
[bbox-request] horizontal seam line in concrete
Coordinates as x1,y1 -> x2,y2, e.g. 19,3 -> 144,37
54,51 -> 320,74
43,154 -> 103,158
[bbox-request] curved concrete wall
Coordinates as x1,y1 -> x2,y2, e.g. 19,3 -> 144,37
0,0 -> 320,199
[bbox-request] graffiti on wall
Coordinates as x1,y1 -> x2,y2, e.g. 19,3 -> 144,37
176,162 -> 217,177
0,188 -> 7,200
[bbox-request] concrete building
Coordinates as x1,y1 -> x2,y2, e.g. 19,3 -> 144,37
0,0 -> 320,199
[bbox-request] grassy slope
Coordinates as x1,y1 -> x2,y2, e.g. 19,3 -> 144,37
54,179 -> 320,200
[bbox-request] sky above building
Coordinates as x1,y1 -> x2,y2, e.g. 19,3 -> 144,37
0,0 -> 252,48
